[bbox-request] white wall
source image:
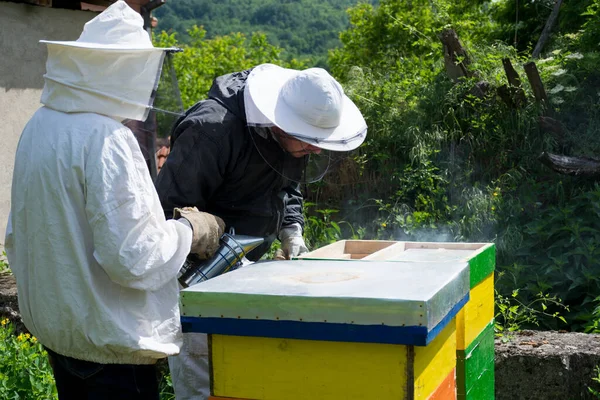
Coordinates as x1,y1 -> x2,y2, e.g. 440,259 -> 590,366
0,2 -> 97,250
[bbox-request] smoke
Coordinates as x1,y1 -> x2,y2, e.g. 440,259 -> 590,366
392,225 -> 455,243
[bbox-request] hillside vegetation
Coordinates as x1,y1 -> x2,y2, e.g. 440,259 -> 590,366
154,0 -> 375,65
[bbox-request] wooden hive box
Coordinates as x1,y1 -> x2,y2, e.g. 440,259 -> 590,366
298,240 -> 496,400
180,257 -> 471,400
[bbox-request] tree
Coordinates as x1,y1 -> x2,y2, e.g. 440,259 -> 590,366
153,26 -> 305,108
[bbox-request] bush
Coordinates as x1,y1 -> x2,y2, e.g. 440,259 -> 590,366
321,0 -> 600,332
0,319 -> 175,399
0,320 -> 57,399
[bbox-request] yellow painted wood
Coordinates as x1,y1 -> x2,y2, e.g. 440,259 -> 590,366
414,319 -> 457,400
456,273 -> 494,350
211,335 -> 409,400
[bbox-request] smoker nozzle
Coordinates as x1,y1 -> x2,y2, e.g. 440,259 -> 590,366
178,228 -> 264,288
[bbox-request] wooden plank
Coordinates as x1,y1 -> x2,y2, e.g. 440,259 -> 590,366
502,58 -> 523,88
404,242 -> 486,250
363,242 -> 406,260
298,240 -> 397,260
344,240 -> 396,255
524,62 -> 548,104
456,274 -> 495,350
350,253 -> 370,259
211,334 -> 409,400
414,319 -> 457,400
427,368 -> 457,400
295,240 -> 347,259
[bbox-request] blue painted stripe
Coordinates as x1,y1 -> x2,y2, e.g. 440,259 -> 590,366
181,293 -> 469,346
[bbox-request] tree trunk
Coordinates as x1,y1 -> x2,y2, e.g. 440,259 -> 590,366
532,0 -> 564,59
439,29 -> 472,82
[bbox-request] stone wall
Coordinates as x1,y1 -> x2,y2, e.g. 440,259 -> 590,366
496,330 -> 600,399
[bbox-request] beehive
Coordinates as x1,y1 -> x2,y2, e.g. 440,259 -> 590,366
297,241 -> 496,399
180,240 -> 495,400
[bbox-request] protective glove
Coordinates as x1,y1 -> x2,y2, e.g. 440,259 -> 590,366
174,207 -> 226,260
277,223 -> 309,260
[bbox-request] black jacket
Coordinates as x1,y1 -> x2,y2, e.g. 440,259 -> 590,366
154,69 -> 305,260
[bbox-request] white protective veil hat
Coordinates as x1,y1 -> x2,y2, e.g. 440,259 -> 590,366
40,0 -> 176,51
244,64 -> 367,152
39,0 -> 182,122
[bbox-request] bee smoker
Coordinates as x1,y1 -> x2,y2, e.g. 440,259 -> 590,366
177,228 -> 264,288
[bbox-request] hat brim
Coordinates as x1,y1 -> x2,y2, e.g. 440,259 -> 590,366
40,40 -> 178,52
247,64 -> 367,152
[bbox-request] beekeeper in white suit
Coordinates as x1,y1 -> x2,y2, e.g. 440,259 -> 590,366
4,2 -> 224,398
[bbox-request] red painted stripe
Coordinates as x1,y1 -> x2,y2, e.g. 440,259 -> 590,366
427,368 -> 457,400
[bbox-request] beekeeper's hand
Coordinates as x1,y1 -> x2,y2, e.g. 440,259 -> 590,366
276,223 -> 309,260
174,207 -> 225,259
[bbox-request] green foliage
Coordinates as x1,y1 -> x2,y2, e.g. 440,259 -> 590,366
489,0 -> 593,52
0,319 -> 176,400
153,27 -> 305,110
590,365 -> 600,398
329,0 -> 493,80
303,202 -> 365,250
580,0 -> 600,51
153,0 -> 368,63
0,252 -> 10,274
320,0 -> 600,331
494,272 -> 569,340
585,297 -> 600,334
0,320 -> 57,400
500,185 -> 600,331
157,361 -> 175,400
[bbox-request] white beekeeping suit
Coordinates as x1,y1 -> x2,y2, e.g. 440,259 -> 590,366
4,1 -> 195,365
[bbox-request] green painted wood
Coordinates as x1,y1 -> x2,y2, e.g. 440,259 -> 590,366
457,322 -> 495,394
464,321 -> 494,355
468,244 -> 496,288
457,365 -> 495,400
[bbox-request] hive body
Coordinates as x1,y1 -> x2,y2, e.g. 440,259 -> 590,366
180,240 -> 495,400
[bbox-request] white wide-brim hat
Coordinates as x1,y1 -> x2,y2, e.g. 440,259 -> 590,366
40,0 -> 177,52
245,64 -> 367,152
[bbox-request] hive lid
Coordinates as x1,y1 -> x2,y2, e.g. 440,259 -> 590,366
180,259 -> 469,345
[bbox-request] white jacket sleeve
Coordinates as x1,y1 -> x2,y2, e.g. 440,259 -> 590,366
85,126 -> 192,291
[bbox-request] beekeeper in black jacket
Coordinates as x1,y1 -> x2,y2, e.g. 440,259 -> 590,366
155,63 -> 367,399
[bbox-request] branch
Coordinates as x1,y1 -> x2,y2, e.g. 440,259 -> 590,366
532,0 -> 564,59
539,152 -> 600,178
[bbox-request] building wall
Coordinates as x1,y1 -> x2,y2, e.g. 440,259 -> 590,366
0,2 -> 97,249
